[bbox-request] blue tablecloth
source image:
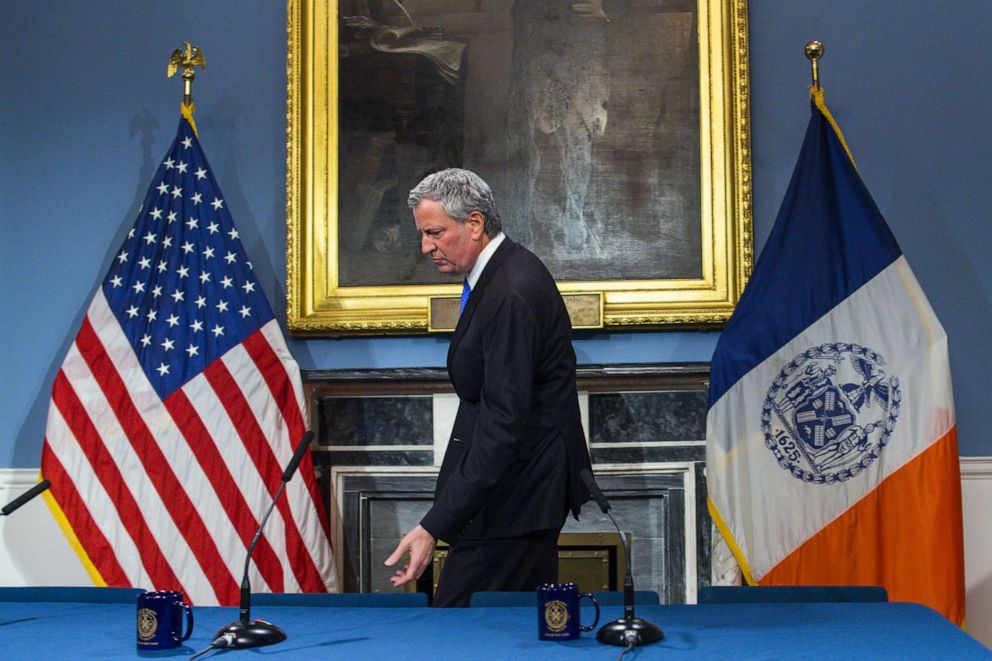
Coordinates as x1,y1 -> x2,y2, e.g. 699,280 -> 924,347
0,600 -> 988,659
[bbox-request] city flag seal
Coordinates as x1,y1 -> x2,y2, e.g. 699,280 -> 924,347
762,343 -> 901,484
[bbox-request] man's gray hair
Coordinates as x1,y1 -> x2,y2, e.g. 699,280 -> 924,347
407,168 -> 502,237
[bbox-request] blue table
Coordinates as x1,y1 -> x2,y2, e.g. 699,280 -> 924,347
0,601 -> 988,659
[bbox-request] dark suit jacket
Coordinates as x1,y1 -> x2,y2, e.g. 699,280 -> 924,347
420,238 -> 592,544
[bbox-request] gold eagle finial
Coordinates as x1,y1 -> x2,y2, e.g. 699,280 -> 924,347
167,42 -> 206,103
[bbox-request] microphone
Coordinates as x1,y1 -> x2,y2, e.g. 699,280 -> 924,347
214,431 -> 315,649
2,480 -> 51,516
580,468 -> 663,648
282,430 -> 314,482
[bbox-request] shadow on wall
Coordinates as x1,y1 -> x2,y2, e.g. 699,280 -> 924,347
12,111 -> 161,466
195,96 -> 319,370
887,143 -> 992,457
964,568 -> 992,650
0,485 -> 91,587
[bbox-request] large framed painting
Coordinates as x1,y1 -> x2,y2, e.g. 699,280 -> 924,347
287,0 -> 751,334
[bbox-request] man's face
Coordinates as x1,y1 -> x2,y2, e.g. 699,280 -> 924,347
413,199 -> 485,275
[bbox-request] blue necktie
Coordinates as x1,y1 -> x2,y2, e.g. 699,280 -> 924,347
459,279 -> 471,316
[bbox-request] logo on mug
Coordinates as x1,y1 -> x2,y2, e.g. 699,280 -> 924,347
536,583 -> 601,641
544,600 -> 569,633
137,608 -> 158,641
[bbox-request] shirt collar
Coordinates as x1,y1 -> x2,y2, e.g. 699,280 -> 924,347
466,232 -> 505,290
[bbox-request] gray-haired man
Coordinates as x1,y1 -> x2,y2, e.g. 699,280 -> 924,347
385,169 -> 592,607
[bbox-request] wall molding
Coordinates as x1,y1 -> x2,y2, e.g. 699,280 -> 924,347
6,456 -> 992,492
961,457 -> 992,479
0,468 -> 42,490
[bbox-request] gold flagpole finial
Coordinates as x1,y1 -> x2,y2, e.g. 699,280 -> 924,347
804,40 -> 824,90
167,41 -> 206,105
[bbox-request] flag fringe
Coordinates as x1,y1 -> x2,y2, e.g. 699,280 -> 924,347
40,484 -> 106,587
180,101 -> 198,137
810,87 -> 857,169
707,496 -> 756,585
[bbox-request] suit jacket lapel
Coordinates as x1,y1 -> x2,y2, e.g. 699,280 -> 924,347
448,238 -> 515,363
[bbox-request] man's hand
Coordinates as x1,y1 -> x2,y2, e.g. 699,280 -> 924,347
384,524 -> 436,588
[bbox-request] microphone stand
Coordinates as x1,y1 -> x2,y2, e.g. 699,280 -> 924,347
213,431 -> 315,648
213,481 -> 289,648
1,480 -> 51,517
581,469 -> 663,647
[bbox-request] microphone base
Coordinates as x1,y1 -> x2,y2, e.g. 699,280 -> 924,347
596,616 -> 664,647
214,619 -> 287,649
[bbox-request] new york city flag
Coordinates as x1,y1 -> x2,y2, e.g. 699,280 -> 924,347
706,88 -> 964,624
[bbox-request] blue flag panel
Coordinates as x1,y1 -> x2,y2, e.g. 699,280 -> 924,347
709,103 -> 902,407
101,119 -> 274,399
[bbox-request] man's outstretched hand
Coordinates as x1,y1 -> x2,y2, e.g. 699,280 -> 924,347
384,524 -> 436,588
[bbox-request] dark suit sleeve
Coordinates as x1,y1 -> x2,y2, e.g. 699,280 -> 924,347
421,291 -> 540,542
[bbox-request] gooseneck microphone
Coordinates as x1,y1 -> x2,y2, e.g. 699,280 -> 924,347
1,480 -> 51,516
580,468 -> 663,648
214,431 -> 315,649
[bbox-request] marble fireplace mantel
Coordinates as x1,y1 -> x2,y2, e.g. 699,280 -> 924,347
303,363 -> 712,602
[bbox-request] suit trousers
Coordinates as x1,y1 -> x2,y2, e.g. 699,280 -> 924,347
432,528 -> 560,608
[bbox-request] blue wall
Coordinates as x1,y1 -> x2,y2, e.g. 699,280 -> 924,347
2,2 -> 990,467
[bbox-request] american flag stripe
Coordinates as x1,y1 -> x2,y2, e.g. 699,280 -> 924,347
40,444 -> 130,586
164,390 -> 285,593
243,329 -> 331,542
64,352 -> 222,604
202,361 -> 287,493
86,294 -> 259,595
255,323 -> 307,416
94,293 -> 306,603
221,345 -> 291,453
75,315 -> 240,604
43,407 -> 146,587
203,360 -> 325,592
215,341 -> 314,590
224,336 -> 328,550
49,369 -> 186,593
243,330 -> 306,436
215,327 -> 335,591
244,330 -> 335,588
179,373 -> 297,593
40,115 -> 336,605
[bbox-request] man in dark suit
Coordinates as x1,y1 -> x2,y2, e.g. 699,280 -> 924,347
384,169 -> 592,607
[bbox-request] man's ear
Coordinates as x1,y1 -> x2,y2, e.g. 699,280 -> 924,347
466,211 -> 486,240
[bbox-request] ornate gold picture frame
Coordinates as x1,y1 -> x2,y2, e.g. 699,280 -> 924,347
287,0 -> 751,335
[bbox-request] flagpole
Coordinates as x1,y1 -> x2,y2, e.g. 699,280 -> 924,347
805,40 -> 823,90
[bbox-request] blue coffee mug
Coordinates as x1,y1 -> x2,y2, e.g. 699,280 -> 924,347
136,590 -> 193,650
537,583 -> 600,640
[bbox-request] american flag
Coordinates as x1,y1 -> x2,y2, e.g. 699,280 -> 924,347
39,114 -> 337,605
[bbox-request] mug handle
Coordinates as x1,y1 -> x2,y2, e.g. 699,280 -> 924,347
179,602 -> 194,642
578,592 -> 601,632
